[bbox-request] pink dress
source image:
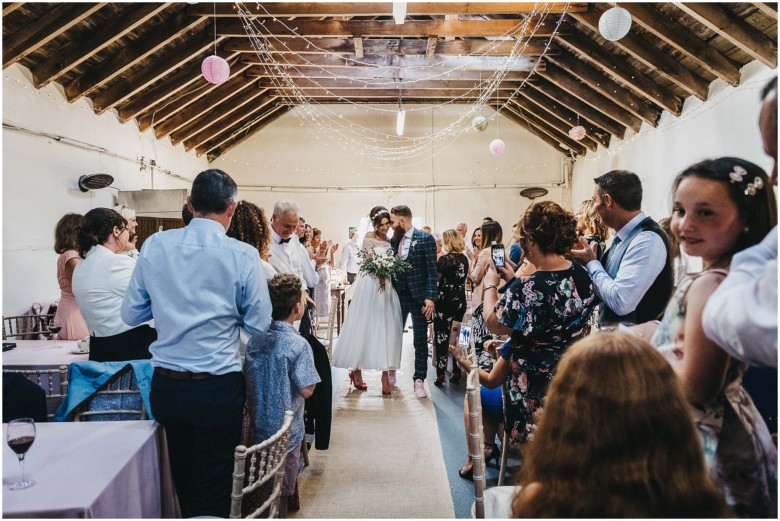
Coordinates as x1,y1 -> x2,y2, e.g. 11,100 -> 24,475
54,250 -> 89,340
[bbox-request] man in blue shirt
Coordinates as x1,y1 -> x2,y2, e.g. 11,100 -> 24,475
121,169 -> 272,517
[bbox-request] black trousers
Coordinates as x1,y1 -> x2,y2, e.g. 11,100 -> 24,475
434,306 -> 466,378
89,325 -> 156,362
398,290 -> 429,381
150,371 -> 245,518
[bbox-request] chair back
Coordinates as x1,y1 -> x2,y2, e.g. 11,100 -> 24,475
467,367 -> 486,519
230,410 -> 294,519
3,365 -> 68,420
2,314 -> 55,339
72,365 -> 147,421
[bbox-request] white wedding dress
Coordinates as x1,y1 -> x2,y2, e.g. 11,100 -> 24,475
332,238 -> 403,371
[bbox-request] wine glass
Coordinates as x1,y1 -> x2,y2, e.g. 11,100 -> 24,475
48,318 -> 62,348
6,418 -> 36,490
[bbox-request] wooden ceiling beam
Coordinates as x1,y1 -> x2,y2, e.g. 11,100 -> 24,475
241,52 -> 540,71
118,48 -> 241,123
217,18 -> 563,38
183,91 -> 278,150
527,79 -> 626,139
3,3 -> 106,67
620,3 -> 742,85
188,3 -> 586,17
64,12 -> 208,102
31,3 -> 169,88
153,71 -> 256,139
514,88 -> 610,148
353,37 -> 364,59
256,77 -> 527,90
543,56 -> 656,128
555,30 -> 683,116
269,87 -> 508,98
752,3 -> 778,20
171,88 -> 273,146
246,64 -> 533,82
2,3 -> 24,17
570,9 -> 710,100
203,105 -> 291,160
225,37 -> 558,57
675,2 -> 777,68
507,98 -> 598,152
93,31 -> 220,114
499,105 -> 584,156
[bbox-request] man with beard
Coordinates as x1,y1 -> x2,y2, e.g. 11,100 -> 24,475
389,205 -> 437,398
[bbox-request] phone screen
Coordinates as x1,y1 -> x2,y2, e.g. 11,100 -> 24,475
458,324 -> 472,348
491,244 -> 505,268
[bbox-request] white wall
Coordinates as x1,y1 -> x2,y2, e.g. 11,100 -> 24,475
570,62 -> 776,221
214,104 -> 569,250
2,64 -> 208,314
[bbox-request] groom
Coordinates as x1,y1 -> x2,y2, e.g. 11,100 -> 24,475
390,205 -> 437,398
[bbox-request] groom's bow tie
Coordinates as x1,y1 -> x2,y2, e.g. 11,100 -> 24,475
280,237 -> 291,244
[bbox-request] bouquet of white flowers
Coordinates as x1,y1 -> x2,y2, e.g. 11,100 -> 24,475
358,247 -> 410,292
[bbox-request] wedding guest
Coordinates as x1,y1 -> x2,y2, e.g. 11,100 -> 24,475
433,232 -> 443,258
311,230 -> 337,325
121,169 -> 272,517
456,221 -> 472,251
648,157 -> 777,517
659,216 -> 689,289
72,208 -> 156,362
574,199 -> 608,260
507,223 -> 522,265
511,332 -> 730,518
114,204 -> 139,259
182,203 -> 193,225
466,227 -> 482,264
483,216 -> 494,224
52,213 -> 89,340
570,170 -> 673,327
468,221 -> 504,365
226,201 -> 276,280
244,273 -> 319,517
460,201 -> 597,446
703,77 -> 778,368
339,228 -> 360,284
433,229 -> 469,385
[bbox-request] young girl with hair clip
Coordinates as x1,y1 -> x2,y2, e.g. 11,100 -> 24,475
648,157 -> 777,517
511,332 -> 731,518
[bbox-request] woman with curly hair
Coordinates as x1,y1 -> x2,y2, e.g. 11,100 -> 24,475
52,213 -> 89,340
226,201 -> 275,280
455,201 -> 597,446
510,331 -> 730,518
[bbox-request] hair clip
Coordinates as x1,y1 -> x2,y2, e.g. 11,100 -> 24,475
729,165 -> 748,184
745,176 -> 765,196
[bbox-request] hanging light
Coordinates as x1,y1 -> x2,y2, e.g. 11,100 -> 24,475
392,1 -> 406,24
201,3 -> 230,84
396,107 -> 406,136
489,138 -> 505,155
568,125 -> 586,141
599,7 -> 632,41
472,115 -> 489,132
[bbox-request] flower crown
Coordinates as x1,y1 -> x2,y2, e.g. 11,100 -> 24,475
728,165 -> 764,196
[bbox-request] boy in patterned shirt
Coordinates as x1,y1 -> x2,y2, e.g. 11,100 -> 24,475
244,273 -> 320,516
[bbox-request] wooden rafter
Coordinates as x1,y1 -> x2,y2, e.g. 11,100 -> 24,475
508,98 -> 598,152
225,37 -> 558,57
621,3 -> 742,85
188,3 -> 587,17
256,77 -> 528,91
202,105 -> 291,159
92,31 -> 221,114
269,87 -> 512,98
183,91 -> 278,150
555,30 -> 683,116
2,3 -> 25,17
31,3 -> 169,88
675,3 -> 777,68
246,65 -> 533,82
503,103 -> 588,155
569,9 -> 710,100
353,37 -> 364,59
499,105 -> 581,155
752,2 -> 778,20
63,12 -> 208,102
3,3 -> 106,67
217,18 -> 564,38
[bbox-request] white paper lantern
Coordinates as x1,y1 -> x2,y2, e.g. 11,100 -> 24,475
599,7 -> 632,41
472,115 -> 489,132
201,55 -> 230,85
568,125 -> 586,141
489,138 -> 506,155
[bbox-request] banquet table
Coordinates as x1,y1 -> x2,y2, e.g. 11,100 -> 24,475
2,340 -> 87,369
2,420 -> 176,518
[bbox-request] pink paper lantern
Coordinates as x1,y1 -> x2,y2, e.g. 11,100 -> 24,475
489,138 -> 506,156
568,125 -> 587,141
201,55 -> 230,85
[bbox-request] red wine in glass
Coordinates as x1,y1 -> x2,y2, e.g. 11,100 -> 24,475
49,320 -> 62,348
6,418 -> 36,490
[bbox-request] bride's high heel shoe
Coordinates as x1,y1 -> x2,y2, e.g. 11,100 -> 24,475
349,370 -> 367,390
381,371 -> 392,395
387,369 -> 397,387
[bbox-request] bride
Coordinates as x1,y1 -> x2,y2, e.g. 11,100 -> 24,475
333,206 -> 403,394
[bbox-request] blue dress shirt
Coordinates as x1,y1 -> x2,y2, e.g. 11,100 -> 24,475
121,218 -> 272,375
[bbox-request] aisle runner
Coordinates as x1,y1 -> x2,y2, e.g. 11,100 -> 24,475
292,335 -> 455,518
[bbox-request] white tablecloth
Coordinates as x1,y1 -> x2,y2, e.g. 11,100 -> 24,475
2,420 -> 176,518
2,340 -> 86,369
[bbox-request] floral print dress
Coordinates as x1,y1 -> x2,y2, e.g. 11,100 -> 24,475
495,264 -> 597,443
433,253 -> 469,376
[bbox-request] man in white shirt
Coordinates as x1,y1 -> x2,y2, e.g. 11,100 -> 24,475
456,221 -> 473,252
702,76 -> 778,367
571,170 -> 673,326
340,228 -> 360,284
268,201 -> 319,335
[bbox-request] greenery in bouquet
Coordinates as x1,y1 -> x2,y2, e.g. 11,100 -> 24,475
357,247 -> 410,292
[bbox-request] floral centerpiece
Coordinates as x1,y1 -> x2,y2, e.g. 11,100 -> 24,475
358,247 -> 410,292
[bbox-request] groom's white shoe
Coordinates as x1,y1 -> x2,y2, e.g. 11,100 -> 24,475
414,379 -> 427,398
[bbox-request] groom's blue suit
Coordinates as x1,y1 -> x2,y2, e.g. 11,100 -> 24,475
391,228 -> 438,382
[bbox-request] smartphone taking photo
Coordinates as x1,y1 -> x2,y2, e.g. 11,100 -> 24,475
458,324 -> 472,349
491,243 -> 505,268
